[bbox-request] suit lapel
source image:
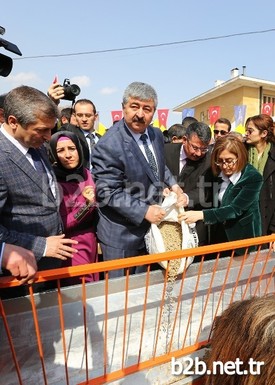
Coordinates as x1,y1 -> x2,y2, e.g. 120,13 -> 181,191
122,124 -> 158,182
179,158 -> 197,180
2,137 -> 57,203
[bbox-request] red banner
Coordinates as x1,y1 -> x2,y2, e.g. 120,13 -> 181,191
261,103 -> 273,116
157,109 -> 169,128
209,106 -> 221,125
111,110 -> 123,123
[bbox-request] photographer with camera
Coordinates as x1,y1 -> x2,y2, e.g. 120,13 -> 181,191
47,78 -> 80,105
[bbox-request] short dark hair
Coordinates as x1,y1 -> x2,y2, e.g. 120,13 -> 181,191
214,117 -> 231,131
73,99 -> 97,114
0,93 -> 7,109
182,116 -> 198,128
167,124 -> 186,140
186,121 -> 211,145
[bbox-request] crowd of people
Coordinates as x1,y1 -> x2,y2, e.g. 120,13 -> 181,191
0,81 -> 274,382
0,82 -> 275,280
0,81 -> 274,286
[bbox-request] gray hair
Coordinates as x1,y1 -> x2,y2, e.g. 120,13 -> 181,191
4,85 -> 59,127
122,82 -> 158,108
186,121 -> 211,145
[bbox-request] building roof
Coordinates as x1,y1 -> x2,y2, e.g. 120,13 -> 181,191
173,75 -> 275,112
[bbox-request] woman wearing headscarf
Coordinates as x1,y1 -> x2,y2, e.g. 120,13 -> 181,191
244,114 -> 275,251
50,131 -> 99,283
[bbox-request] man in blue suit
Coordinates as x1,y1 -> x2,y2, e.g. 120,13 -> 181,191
0,86 -> 78,296
92,82 -> 187,277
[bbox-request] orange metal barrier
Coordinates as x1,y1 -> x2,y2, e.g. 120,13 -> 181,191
0,235 -> 274,385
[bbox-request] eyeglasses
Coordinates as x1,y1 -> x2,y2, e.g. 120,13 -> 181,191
215,158 -> 238,167
213,129 -> 228,136
75,113 -> 94,118
187,140 -> 209,153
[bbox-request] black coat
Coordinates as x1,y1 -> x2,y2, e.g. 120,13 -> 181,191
260,143 -> 275,235
164,143 -> 211,245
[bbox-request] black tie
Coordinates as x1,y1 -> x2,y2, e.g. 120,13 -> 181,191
86,133 -> 95,153
28,148 -> 47,174
140,133 -> 158,180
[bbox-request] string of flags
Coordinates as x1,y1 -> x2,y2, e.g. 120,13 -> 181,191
106,102 -> 274,135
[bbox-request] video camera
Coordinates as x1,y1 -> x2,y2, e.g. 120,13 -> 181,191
62,78 -> 81,101
0,26 -> 22,77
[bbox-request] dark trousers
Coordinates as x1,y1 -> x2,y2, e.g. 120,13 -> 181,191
100,243 -> 153,279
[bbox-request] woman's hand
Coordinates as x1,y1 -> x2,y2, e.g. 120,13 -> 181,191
82,186 -> 95,204
178,210 -> 204,224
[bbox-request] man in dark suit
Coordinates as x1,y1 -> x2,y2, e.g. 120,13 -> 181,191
0,242 -> 37,284
92,81 -> 187,277
164,121 -> 212,245
0,86 -> 78,295
64,99 -> 101,170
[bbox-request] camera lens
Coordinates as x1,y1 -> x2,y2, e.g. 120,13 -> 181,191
62,81 -> 81,101
70,84 -> 80,97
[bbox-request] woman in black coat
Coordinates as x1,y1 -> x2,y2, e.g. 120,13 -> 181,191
244,114 -> 275,251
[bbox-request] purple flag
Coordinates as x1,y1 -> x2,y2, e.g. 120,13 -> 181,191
234,105 -> 246,126
182,108 -> 195,120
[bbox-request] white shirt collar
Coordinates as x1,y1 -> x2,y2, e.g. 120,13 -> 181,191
0,124 -> 28,155
131,128 -> 150,143
180,144 -> 187,161
220,170 -> 242,185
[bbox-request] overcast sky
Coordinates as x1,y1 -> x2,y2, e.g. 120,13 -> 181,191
1,0 -> 275,128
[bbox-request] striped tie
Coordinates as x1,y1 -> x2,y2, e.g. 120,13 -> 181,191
140,133 -> 158,180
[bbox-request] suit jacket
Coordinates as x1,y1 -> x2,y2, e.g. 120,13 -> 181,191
0,131 -> 63,263
164,143 -> 182,178
164,143 -> 211,207
62,124 -> 101,169
92,120 -> 176,250
259,143 -> 275,235
203,164 -> 263,245
164,142 -> 211,244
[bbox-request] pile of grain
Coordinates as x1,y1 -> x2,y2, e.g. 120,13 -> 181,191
158,221 -> 182,275
158,221 -> 183,349
158,221 -> 182,251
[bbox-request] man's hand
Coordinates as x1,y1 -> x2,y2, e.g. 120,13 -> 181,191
47,82 -> 64,105
46,234 -> 78,260
145,205 -> 166,224
2,244 -> 37,285
170,184 -> 189,208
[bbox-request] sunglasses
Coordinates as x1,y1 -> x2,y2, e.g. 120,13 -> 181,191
213,129 -> 228,136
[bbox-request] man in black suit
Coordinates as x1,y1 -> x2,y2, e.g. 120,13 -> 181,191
164,121 -> 212,245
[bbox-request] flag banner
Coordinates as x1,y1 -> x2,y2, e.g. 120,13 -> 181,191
111,110 -> 123,123
208,106 -> 221,125
261,103 -> 273,116
234,105 -> 247,126
157,109 -> 169,129
182,108 -> 195,120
